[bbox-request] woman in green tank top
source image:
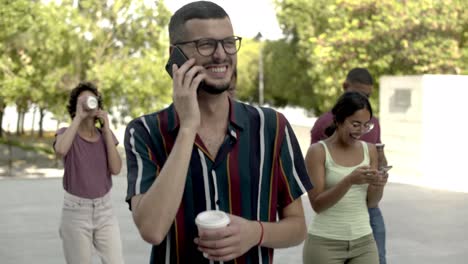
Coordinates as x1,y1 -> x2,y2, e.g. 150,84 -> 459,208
303,92 -> 389,264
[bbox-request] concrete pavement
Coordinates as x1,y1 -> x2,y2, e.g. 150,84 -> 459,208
1,176 -> 467,264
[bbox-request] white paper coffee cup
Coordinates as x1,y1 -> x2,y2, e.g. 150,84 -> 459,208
84,96 -> 98,110
195,210 -> 230,230
195,210 -> 230,259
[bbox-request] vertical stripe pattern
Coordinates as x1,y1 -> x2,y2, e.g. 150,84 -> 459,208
165,232 -> 171,264
129,128 -> 143,195
254,106 -> 265,264
285,127 -> 308,194
198,149 -> 212,211
212,170 -> 220,211
124,101 -> 313,264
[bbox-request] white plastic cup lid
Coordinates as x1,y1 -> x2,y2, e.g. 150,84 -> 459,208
86,96 -> 98,109
195,210 -> 230,229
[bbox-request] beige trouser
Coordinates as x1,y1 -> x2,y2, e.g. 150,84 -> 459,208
303,233 -> 378,264
59,191 -> 124,264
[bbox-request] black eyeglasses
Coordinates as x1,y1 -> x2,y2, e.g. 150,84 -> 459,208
174,36 -> 242,57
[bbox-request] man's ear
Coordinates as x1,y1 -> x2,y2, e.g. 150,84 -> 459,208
168,46 -> 174,56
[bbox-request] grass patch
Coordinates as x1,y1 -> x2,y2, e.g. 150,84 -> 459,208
0,132 -> 55,155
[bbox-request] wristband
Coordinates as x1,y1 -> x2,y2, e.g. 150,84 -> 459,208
257,221 -> 264,246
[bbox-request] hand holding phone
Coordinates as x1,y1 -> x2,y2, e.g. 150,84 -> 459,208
165,47 -> 224,95
379,165 -> 393,173
165,46 -> 189,78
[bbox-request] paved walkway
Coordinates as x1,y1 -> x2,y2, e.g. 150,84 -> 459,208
1,176 -> 467,264
1,126 -> 468,263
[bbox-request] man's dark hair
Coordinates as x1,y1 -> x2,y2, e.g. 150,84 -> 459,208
168,1 -> 229,44
325,91 -> 373,136
67,81 -> 102,119
346,67 -> 373,85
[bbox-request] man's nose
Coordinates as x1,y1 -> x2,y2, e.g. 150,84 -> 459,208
212,42 -> 227,59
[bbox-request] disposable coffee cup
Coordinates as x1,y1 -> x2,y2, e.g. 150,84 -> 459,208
196,210 -> 230,230
84,96 -> 98,110
195,210 -> 230,258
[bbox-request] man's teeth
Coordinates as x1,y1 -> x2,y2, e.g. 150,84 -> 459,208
210,67 -> 226,73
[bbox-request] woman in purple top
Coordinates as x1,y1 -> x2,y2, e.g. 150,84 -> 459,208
54,82 -> 124,264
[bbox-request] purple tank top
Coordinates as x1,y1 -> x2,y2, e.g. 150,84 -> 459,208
56,127 -> 118,199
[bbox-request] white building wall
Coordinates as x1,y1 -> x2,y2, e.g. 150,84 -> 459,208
380,75 -> 424,181
420,75 -> 468,189
380,75 -> 468,192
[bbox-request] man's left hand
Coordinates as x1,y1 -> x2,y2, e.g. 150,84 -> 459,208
194,214 -> 261,261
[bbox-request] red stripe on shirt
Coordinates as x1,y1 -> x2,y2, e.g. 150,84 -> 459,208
175,202 -> 185,264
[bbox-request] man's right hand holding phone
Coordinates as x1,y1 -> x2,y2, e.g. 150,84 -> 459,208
171,58 -> 206,132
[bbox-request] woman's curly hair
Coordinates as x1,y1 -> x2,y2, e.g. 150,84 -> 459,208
67,81 -> 103,119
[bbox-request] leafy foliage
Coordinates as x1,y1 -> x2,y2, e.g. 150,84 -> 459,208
236,38 -> 261,103
0,0 -> 172,135
275,0 -> 468,114
1,0 -> 467,136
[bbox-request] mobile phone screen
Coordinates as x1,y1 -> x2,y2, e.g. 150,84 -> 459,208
165,47 -> 188,78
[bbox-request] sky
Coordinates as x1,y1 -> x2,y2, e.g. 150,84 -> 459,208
44,0 -> 284,40
164,0 -> 284,40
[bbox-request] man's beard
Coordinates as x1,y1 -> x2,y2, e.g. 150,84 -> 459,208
199,81 -> 229,94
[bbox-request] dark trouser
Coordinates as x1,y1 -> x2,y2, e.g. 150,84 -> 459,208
369,207 -> 386,264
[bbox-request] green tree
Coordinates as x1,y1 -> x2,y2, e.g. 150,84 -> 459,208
0,0 -> 37,136
74,0 -> 173,119
275,0 -> 468,114
26,2 -> 83,136
236,38 -> 262,103
1,0 -> 173,137
262,39 -> 315,109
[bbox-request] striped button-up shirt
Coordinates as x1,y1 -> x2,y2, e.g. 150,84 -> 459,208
124,99 -> 313,264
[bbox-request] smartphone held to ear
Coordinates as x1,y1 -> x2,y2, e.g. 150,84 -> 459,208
165,46 -> 189,77
166,46 -> 211,94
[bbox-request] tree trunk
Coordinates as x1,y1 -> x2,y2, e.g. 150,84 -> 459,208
20,111 -> 25,135
0,108 -> 3,138
39,107 -> 45,138
16,109 -> 21,136
31,106 -> 37,136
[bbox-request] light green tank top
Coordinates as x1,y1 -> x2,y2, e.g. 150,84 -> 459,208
308,141 -> 372,240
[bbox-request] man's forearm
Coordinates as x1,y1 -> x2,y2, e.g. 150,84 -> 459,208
261,215 -> 306,248
260,198 -> 307,248
132,128 -> 196,245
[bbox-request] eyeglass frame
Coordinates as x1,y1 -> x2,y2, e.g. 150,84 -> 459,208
173,36 -> 242,57
346,119 -> 375,133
